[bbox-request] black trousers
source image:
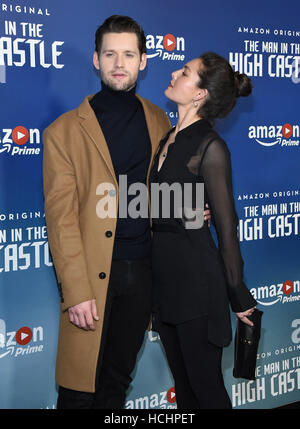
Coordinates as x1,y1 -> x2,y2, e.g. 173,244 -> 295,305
57,258 -> 152,409
155,315 -> 232,409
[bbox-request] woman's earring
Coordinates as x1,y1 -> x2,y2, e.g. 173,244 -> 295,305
193,100 -> 199,108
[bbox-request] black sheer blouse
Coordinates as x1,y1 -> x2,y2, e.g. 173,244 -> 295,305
149,118 -> 257,316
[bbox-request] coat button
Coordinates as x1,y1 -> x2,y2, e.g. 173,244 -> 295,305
105,230 -> 112,237
99,272 -> 106,279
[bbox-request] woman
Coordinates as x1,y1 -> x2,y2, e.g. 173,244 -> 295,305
149,52 -> 257,409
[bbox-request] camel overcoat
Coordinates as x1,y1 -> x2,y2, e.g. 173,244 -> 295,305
43,94 -> 171,392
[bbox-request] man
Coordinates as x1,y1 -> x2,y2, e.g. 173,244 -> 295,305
43,15 -> 209,409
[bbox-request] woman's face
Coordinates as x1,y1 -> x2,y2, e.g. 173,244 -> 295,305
164,58 -> 203,107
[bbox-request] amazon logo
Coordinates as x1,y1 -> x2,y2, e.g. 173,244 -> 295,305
248,123 -> 299,147
146,33 -> 185,61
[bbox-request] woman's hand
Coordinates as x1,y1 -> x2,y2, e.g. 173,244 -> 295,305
204,203 -> 211,226
236,306 -> 256,327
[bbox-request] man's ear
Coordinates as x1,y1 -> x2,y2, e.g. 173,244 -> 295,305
139,53 -> 147,71
93,51 -> 100,70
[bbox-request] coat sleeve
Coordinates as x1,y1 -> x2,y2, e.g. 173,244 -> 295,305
201,137 -> 257,313
43,127 -> 95,311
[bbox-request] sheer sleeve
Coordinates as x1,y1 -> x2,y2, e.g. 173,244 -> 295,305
200,137 -> 257,312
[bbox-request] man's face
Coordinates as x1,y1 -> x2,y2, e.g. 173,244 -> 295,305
93,32 -> 147,91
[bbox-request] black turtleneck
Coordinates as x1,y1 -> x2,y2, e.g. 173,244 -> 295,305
90,82 -> 152,260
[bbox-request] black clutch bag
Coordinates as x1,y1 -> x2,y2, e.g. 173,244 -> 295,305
233,309 -> 263,380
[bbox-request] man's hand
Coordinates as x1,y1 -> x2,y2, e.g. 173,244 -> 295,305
68,299 -> 99,330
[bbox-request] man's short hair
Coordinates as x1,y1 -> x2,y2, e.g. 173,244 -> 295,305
95,15 -> 146,56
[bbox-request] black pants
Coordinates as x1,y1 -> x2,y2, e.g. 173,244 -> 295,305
57,258 -> 152,409
155,315 -> 232,409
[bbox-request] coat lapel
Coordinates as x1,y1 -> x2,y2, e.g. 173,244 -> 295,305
136,94 -> 160,181
77,94 -> 160,188
136,94 -> 158,159
77,95 -> 117,185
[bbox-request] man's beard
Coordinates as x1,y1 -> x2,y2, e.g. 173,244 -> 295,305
100,70 -> 137,92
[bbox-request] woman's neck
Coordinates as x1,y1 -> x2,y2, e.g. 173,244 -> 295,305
174,104 -> 202,136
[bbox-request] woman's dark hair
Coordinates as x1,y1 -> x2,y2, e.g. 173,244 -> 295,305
95,15 -> 146,56
196,52 -> 252,120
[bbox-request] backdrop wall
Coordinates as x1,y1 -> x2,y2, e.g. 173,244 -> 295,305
0,0 -> 299,409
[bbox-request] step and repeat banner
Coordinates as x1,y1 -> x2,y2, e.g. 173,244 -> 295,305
0,0 -> 299,409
